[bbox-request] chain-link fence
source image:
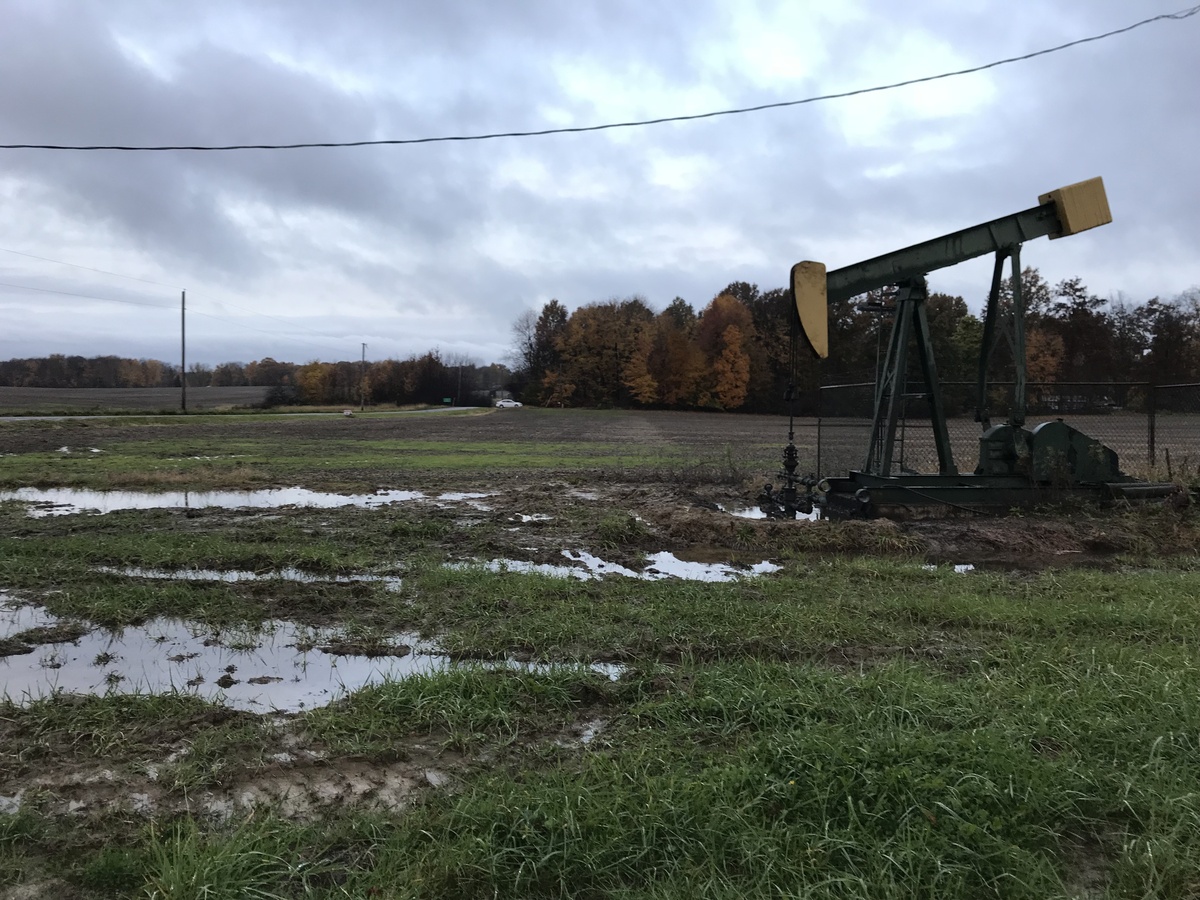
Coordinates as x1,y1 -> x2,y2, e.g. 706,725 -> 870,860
816,382 -> 1199,479
814,382 -> 876,478
1151,383 -> 1200,480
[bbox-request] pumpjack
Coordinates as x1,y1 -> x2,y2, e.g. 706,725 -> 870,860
762,177 -> 1174,518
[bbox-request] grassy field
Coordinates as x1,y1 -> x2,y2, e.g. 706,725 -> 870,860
1,408 -> 1200,898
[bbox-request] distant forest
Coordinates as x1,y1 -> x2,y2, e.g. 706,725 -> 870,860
0,352 -> 513,408
3,268 -> 1197,412
509,270 -> 1200,413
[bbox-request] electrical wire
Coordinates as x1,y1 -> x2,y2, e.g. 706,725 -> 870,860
0,247 -> 176,288
0,280 -> 171,310
0,4 -> 1195,152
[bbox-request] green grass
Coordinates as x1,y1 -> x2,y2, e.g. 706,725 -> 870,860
0,436 -> 697,490
307,666 -> 620,757
7,556 -> 1200,896
300,648 -> 1200,897
0,693 -> 269,788
3,415 -> 1200,897
139,817 -> 317,900
4,639 -> 1200,896
0,506 -> 435,625
17,645 -> 1196,897
403,559 -> 1200,665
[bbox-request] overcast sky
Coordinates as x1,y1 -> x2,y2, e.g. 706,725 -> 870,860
0,0 -> 1196,368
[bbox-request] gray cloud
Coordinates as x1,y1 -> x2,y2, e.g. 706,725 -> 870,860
0,0 -> 1195,365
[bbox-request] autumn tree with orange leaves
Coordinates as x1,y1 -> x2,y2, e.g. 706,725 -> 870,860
646,299 -> 707,407
549,297 -> 656,407
695,294 -> 755,409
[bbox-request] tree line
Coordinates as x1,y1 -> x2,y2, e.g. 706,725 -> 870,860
510,270 -> 1200,414
4,268 -> 1196,413
0,352 -> 513,408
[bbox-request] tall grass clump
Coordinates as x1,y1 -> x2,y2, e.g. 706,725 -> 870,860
142,818 -> 321,900
307,666 -> 614,756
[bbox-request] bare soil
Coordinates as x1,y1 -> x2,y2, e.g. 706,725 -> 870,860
0,385 -> 269,413
0,714 -> 468,821
0,406 -> 784,456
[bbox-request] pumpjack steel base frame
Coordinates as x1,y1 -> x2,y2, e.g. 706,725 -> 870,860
820,472 -> 1080,519
817,472 -> 1174,520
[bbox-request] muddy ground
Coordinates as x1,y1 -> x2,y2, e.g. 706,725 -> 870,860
1,406 -> 1190,572
2,408 -> 1200,897
0,386 -> 271,414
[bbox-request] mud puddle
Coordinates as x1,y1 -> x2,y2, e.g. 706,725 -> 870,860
0,758 -> 454,822
97,566 -> 403,591
435,492 -> 494,511
0,486 -> 448,516
721,504 -> 821,521
459,550 -> 781,582
0,600 -> 620,712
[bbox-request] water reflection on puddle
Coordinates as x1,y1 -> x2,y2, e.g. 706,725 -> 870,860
0,600 -> 620,713
922,563 -> 977,574
642,552 -> 781,581
459,550 -> 781,583
0,487 -> 509,518
0,487 -> 429,517
721,505 -> 821,522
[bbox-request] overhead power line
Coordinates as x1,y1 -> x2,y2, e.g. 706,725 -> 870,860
0,246 -> 175,287
1,4 -> 1196,153
0,280 -> 171,310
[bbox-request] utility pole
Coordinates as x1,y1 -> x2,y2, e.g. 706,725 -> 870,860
360,342 -> 367,412
180,290 -> 187,414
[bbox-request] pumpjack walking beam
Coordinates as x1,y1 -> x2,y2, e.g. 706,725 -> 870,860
790,177 -> 1112,477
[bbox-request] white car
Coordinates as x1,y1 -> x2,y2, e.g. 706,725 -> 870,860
494,399 -> 523,409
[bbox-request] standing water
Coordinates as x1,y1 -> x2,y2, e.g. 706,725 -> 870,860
0,487 -> 428,517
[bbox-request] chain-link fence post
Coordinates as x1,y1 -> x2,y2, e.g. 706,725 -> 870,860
816,404 -> 822,478
1148,383 -> 1157,468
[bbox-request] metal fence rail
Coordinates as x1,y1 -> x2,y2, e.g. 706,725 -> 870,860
816,382 -> 1199,479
